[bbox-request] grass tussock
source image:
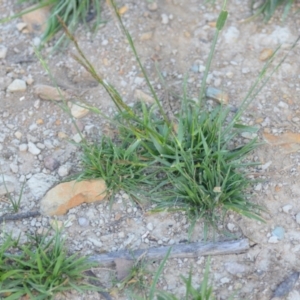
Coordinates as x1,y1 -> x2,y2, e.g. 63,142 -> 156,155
251,0 -> 297,22
2,0 -> 104,49
65,0 -> 269,232
0,230 -> 99,299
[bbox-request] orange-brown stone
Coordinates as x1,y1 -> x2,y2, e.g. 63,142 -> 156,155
40,179 -> 107,216
263,131 -> 300,145
22,5 -> 51,34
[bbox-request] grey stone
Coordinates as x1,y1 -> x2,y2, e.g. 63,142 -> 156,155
28,142 -> 41,155
268,236 -> 279,243
225,262 -> 248,276
147,222 -> 154,231
57,164 -> 71,177
72,133 -> 83,143
19,144 -> 28,152
44,156 -> 60,171
7,79 -> 27,92
0,181 -> 15,195
190,64 -> 199,73
283,204 -> 293,214
223,26 -> 240,44
14,131 -> 22,139
78,217 -> 89,227
147,2 -> 157,11
88,237 -> 102,248
71,103 -> 89,119
10,163 -> 18,173
44,139 -> 54,149
0,76 -> 12,91
272,226 -> 285,240
296,212 -> 300,225
161,14 -> 169,24
27,173 -> 57,199
0,45 -> 7,59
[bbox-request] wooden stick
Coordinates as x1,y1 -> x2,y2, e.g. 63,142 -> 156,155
89,238 -> 249,267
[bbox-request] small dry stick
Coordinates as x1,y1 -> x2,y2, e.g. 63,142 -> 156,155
0,211 -> 40,224
89,238 -> 250,267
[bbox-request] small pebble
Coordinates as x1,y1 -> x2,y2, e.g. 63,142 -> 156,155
147,222 -> 154,231
147,2 -> 157,11
44,156 -> 60,171
140,31 -> 153,41
78,217 -> 89,227
242,67 -> 250,74
259,48 -> 273,61
88,238 -> 102,248
10,163 -> 18,173
7,79 -> 27,92
161,13 -> 169,24
268,236 -> 279,243
220,277 -> 231,284
206,87 -> 229,105
28,142 -> 41,155
58,164 -> 71,177
19,144 -> 28,152
227,223 -> 236,232
16,22 -> 27,31
190,64 -> 199,73
272,226 -> 285,240
282,204 -> 293,214
19,175 -> 26,182
278,101 -> 289,109
14,131 -> 22,139
295,212 -> 300,225
0,45 -> 8,59
72,133 -> 83,143
254,183 -> 262,191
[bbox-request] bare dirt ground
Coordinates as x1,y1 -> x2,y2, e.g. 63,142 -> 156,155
1,0 -> 300,299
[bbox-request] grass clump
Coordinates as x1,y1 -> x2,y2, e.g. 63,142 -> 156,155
130,250 -> 216,300
251,0 -> 297,22
78,135 -> 157,201
0,174 -> 25,213
114,255 -> 152,298
0,229 -> 99,299
3,0 -> 103,49
67,0 -> 265,232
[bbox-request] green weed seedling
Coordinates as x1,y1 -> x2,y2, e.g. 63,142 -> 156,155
156,262 -> 215,300
130,250 -> 217,300
114,254 -> 153,299
0,229 -> 100,299
6,181 -> 26,213
0,173 -> 25,213
1,0 -> 104,49
250,0 -> 297,22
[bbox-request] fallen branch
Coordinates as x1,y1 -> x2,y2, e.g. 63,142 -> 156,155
89,238 -> 249,267
0,211 -> 40,224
